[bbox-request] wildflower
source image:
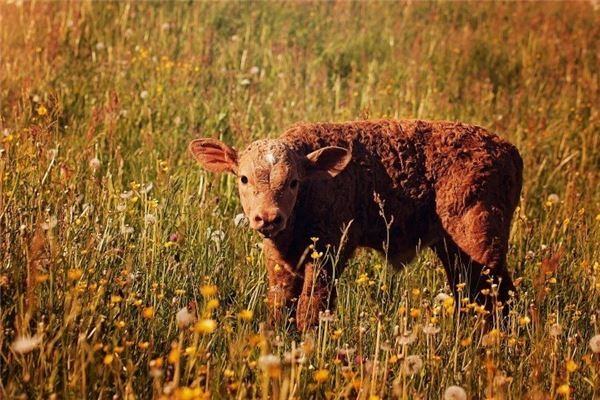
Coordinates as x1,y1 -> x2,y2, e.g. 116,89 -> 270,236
556,384 -> 570,396
200,284 -> 217,297
37,105 -> 48,116
89,157 -> 101,171
142,307 -> 155,319
193,319 -> 217,334
518,315 -> 531,326
144,214 -> 157,225
313,369 -> 330,383
240,78 -> 251,86
140,90 -> 149,99
11,335 -> 42,354
110,295 -> 123,304
444,385 -> 467,400
356,273 -> 369,284
103,354 -> 114,365
423,324 -> 440,335
401,355 -> 423,376
460,337 -> 472,347
234,213 -> 248,227
138,342 -> 150,350
249,66 -> 260,75
168,346 -> 180,364
67,268 -> 83,281
238,309 -> 254,321
41,215 -> 58,230
589,334 -> 600,353
409,308 -> 421,318
550,323 -> 563,337
206,299 -> 219,310
258,354 -> 281,377
397,330 -> 417,345
546,193 -> 560,206
565,359 -> 578,372
176,307 -> 196,329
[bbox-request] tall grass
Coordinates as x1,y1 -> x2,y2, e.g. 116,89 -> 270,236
1,2 -> 599,398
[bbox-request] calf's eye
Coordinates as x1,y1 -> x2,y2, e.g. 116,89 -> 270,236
240,176 -> 248,184
289,179 -> 298,189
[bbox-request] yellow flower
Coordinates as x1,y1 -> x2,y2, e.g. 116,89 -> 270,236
410,308 -> 421,318
103,354 -> 114,365
557,384 -> 570,396
115,320 -> 126,329
566,359 -> 578,372
37,105 -> 48,116
142,307 -> 155,319
356,273 -> 369,284
138,342 -> 150,350
313,369 -> 330,383
67,268 -> 83,281
200,284 -> 217,297
194,319 -> 217,334
518,316 -> 531,326
168,347 -> 180,364
110,295 -> 123,304
238,309 -> 254,321
206,299 -> 220,310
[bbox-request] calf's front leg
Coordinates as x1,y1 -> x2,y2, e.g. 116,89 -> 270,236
266,258 -> 302,326
296,263 -> 336,331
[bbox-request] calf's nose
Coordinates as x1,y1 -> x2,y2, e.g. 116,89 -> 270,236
252,208 -> 283,234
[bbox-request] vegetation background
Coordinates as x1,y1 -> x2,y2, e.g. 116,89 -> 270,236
1,1 -> 599,399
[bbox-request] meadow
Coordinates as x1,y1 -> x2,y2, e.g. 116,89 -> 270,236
1,1 -> 599,399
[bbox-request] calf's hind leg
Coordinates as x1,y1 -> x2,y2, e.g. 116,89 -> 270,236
432,202 -> 517,318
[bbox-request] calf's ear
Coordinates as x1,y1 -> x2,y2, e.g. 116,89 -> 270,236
189,138 -> 238,174
304,146 -> 351,180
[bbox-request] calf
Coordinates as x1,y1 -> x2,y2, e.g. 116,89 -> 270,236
190,119 -> 523,330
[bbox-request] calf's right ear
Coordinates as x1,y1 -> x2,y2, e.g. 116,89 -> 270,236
189,138 -> 238,174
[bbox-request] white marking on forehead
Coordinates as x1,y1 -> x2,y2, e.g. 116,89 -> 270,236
265,153 -> 276,165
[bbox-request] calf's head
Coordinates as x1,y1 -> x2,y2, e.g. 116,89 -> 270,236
189,138 -> 351,238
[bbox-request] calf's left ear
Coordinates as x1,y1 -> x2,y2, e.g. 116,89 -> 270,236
304,146 -> 351,180
189,138 -> 238,174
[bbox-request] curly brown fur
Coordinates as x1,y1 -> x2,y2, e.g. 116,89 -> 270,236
190,119 -> 523,330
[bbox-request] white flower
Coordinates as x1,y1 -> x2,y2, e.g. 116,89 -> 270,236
95,42 -> 105,50
423,324 -> 440,335
444,385 -> 467,400
249,66 -> 260,75
547,193 -> 560,204
234,213 -> 248,227
144,214 -> 157,225
89,157 -> 101,171
549,323 -> 563,337
258,354 -> 280,371
240,78 -> 251,86
32,95 -> 40,103
397,330 -> 417,345
41,216 -> 57,230
210,229 -> 225,244
401,355 -> 423,376
140,90 -> 149,99
141,182 -> 153,194
121,225 -> 134,235
435,293 -> 451,303
176,307 -> 195,329
12,335 -> 42,354
589,334 -> 600,353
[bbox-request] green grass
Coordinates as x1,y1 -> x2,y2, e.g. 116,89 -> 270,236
1,2 -> 599,399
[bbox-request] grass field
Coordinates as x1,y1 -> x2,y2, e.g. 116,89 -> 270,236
1,1 -> 599,399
